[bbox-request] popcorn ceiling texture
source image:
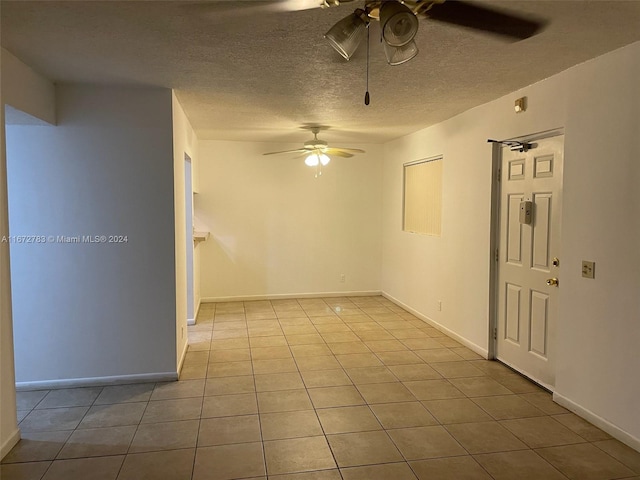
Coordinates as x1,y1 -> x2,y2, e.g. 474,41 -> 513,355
2,0 -> 639,143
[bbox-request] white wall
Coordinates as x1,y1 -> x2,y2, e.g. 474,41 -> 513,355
381,42 -> 640,447
1,48 -> 55,125
197,140 -> 382,300
6,85 -> 178,386
172,92 -> 198,367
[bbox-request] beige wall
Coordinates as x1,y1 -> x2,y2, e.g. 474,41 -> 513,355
381,41 -> 640,448
196,140 -> 382,300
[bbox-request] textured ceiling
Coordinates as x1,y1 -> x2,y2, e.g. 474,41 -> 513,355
2,1 -> 640,144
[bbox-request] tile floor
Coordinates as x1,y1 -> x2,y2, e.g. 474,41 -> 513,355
3,296 -> 640,480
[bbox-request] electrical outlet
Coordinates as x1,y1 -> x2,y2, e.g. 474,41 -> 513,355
437,301 -> 442,311
582,261 -> 595,279
340,274 -> 345,283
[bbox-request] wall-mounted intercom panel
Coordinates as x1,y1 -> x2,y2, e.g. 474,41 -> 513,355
519,200 -> 533,225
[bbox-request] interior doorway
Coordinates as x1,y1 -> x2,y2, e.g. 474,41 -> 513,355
492,133 -> 564,390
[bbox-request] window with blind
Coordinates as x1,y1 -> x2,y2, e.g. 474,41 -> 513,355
403,156 -> 443,236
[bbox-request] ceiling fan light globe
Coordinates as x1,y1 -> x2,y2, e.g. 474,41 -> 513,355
380,0 -> 419,47
305,154 -> 320,166
324,12 -> 367,60
319,154 -> 330,166
383,39 -> 419,65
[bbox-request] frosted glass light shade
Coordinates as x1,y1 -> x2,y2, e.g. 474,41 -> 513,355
325,12 -> 367,60
383,39 -> 418,65
380,0 -> 418,47
305,153 -> 330,166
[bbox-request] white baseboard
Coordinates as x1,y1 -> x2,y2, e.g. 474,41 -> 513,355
187,318 -> 195,326
177,339 -> 189,375
188,299 -> 201,326
201,290 -> 382,303
1,428 -> 20,461
382,291 -> 489,359
16,371 -> 178,391
553,392 -> 640,452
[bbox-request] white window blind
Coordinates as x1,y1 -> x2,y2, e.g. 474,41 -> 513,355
403,157 -> 443,235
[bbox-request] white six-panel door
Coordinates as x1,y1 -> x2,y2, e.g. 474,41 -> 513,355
496,136 -> 564,390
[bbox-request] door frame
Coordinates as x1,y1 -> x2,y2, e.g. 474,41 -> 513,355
488,128 -> 565,366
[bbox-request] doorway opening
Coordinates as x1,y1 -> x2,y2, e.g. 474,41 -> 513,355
184,153 -> 195,324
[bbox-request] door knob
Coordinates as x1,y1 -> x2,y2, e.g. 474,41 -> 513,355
546,278 -> 559,287
552,257 -> 560,267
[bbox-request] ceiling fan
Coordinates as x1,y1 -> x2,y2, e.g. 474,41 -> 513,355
263,127 -> 365,175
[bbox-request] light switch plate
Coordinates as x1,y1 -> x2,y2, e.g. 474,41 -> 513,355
582,261 -> 595,279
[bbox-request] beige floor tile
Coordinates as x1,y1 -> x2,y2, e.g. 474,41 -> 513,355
265,436 -> 336,475
278,317 -> 313,326
356,382 -> 416,404
0,462 -> 50,480
410,456 -> 493,480
345,366 -> 398,385
431,361 -> 485,378
260,410 -> 323,440
317,406 -> 382,434
422,398 -> 492,424
57,426 -> 135,459
251,346 -> 292,360
450,347 -> 484,360
341,462 -> 417,480
340,314 -> 372,323
249,326 -> 285,337
472,395 -> 546,420
327,431 -> 403,467
295,355 -> 341,371
268,470 -> 341,480
36,388 -> 102,409
493,373 -> 543,394
415,348 -> 465,363
469,360 -> 515,377
129,419 -> 199,453
202,393 -> 257,418
198,414 -> 261,446
205,375 -> 255,396
403,379 -> 465,400
552,413 -> 612,441
206,361 -> 253,378
375,351 -> 423,366
1,431 -> 71,463
354,330 -> 395,341
388,364 -> 442,381
388,425 -> 467,460
41,455 -> 124,480
211,329 -> 248,340
179,363 -> 208,380
501,416 -> 588,448
255,372 -> 304,392
327,342 -> 372,355
150,379 -> 205,401
301,369 -> 353,388
321,332 -> 361,343
257,389 -> 313,413
364,340 -> 408,352
210,338 -> 250,350
475,449 -> 569,480
308,315 -> 342,324
391,329 -> 430,340
308,386 -> 365,408
377,321 -> 413,330
448,377 -> 514,397
139,398 -> 201,424
519,392 -> 569,415
253,357 -> 298,374
349,323 -> 385,332
336,353 -> 383,368
593,439 -> 640,474
194,443 -> 265,480
246,311 -> 277,321
400,338 -> 445,350
249,335 -> 288,347
282,325 -> 319,335
370,402 -> 438,429
536,443 -> 635,480
290,344 -> 333,357
16,391 -> 49,410
20,407 -> 89,432
276,309 -> 308,319
286,334 -> 325,345
213,320 -> 247,331
445,421 -> 528,454
208,349 -> 251,363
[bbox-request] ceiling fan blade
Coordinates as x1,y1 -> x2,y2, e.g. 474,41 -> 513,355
326,147 -> 366,154
423,1 -> 546,40
263,148 -> 310,156
327,150 -> 355,158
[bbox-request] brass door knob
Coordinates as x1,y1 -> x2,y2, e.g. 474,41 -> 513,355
552,257 -> 560,267
546,278 -> 559,286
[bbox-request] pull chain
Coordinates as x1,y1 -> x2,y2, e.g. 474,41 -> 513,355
364,23 -> 370,106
